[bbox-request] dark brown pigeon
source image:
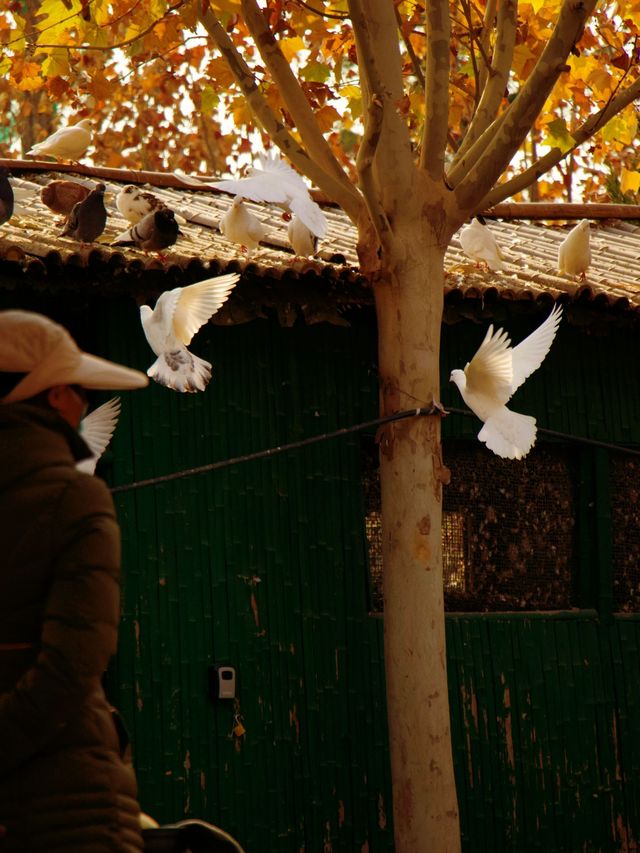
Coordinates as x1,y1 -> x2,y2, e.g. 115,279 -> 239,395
60,182 -> 107,243
0,167 -> 14,226
41,180 -> 90,216
112,208 -> 179,252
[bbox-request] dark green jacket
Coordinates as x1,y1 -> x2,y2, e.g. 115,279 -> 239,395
0,403 -> 143,851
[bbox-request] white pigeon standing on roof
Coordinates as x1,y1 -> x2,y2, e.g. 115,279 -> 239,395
140,273 -> 239,392
211,152 -> 328,239
287,214 -> 318,257
459,218 -> 505,271
26,119 -> 93,161
219,196 -> 267,255
450,304 -> 563,460
558,219 -> 591,279
77,397 -> 121,475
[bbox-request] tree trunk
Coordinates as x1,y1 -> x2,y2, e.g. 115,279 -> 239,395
374,228 -> 460,852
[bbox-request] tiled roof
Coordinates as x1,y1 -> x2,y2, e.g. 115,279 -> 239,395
1,161 -> 640,324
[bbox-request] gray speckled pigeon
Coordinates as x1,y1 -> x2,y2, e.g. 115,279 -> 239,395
112,208 -> 179,252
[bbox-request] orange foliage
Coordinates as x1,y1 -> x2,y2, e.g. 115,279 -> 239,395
0,0 -> 638,198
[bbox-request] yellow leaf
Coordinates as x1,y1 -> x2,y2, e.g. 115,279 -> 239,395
600,111 -> 637,146
35,0 -> 86,44
280,36 -> 305,63
621,169 -> 640,193
512,43 -> 537,77
41,49 -> 69,78
201,85 -> 218,115
541,117 -> 575,153
339,85 -> 361,100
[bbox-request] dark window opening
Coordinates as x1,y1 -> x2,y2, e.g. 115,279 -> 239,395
611,452 -> 640,613
362,438 -> 577,613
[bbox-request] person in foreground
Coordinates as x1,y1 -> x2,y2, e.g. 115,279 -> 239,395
0,310 -> 148,852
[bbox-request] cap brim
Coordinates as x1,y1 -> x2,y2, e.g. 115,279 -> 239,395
2,351 -> 148,403
68,352 -> 149,391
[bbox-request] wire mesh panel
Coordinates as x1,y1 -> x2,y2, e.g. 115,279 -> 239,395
610,452 -> 640,612
361,439 -> 577,612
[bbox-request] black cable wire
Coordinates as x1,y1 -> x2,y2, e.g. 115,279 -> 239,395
110,405 -> 440,494
110,404 -> 640,495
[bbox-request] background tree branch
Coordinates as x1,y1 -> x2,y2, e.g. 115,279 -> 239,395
199,4 -> 364,224
450,0 -> 597,210
452,0 -> 517,163
420,0 -> 451,177
239,0 -> 355,196
347,0 -> 415,197
479,73 -> 640,207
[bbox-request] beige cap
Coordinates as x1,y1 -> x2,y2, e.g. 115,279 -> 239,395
0,310 -> 148,403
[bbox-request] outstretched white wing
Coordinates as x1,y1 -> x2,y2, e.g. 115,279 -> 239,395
464,324 -> 514,404
171,273 -> 240,345
212,153 -> 328,237
78,397 -> 121,474
510,304 -> 562,394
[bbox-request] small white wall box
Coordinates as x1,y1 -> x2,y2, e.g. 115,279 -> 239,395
209,665 -> 237,700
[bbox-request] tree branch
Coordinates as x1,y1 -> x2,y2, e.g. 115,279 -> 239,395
347,0 -> 414,193
452,0 -> 517,164
356,95 -> 393,252
420,0 -> 450,178
240,0 -> 356,199
479,73 -> 640,208
450,0 -> 598,210
394,4 -> 425,89
198,4 -> 364,225
478,0 -> 498,93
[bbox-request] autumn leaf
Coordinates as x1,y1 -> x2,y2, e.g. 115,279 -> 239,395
41,48 -> 70,78
315,104 -> 341,132
542,118 -> 575,153
280,36 -> 305,63
620,168 -> 640,193
46,75 -> 71,98
299,61 -> 331,84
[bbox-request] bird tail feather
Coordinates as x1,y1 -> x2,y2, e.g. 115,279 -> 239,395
478,407 -> 536,460
147,350 -> 212,393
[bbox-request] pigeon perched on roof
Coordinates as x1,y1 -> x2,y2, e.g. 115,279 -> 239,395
0,168 -> 14,226
77,397 -> 121,475
41,180 -> 91,216
140,273 -> 239,392
450,304 -> 562,460
112,208 -> 180,253
219,196 -> 267,255
286,214 -> 318,257
26,119 -> 93,162
458,218 -> 505,271
60,182 -> 107,243
211,152 -> 328,239
116,185 -> 166,225
558,219 -> 591,279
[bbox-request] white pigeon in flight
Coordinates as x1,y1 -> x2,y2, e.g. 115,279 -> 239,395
211,152 -> 328,239
458,218 -> 505,271
558,219 -> 591,279
26,119 -> 93,162
219,196 -> 267,255
140,273 -> 239,392
77,397 -> 121,474
450,304 -> 563,460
